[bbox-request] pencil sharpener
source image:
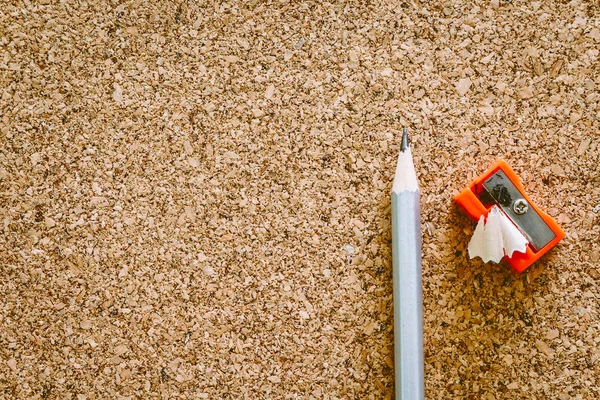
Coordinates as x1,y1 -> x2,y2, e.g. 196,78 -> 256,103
453,160 -> 565,273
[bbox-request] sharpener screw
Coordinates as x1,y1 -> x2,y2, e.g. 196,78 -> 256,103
513,199 -> 529,215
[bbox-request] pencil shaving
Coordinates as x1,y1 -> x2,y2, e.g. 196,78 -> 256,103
468,206 -> 528,263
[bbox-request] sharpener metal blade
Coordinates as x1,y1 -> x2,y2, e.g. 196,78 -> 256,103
483,170 -> 556,251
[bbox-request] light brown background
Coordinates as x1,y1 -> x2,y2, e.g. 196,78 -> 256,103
1,0 -> 599,399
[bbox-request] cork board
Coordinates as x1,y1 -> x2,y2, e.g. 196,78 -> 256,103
1,0 -> 599,398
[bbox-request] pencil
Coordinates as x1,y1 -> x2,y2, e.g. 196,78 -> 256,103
391,128 -> 424,400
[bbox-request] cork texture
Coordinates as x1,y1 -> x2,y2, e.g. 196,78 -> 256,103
1,0 -> 599,398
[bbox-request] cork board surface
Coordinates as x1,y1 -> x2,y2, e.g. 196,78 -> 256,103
1,0 -> 599,398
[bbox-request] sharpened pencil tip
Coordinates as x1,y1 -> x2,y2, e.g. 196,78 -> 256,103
401,128 -> 409,152
392,128 -> 418,193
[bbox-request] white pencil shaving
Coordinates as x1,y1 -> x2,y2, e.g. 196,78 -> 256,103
468,205 -> 528,263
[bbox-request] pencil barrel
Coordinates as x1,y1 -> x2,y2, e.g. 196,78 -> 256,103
391,190 -> 424,400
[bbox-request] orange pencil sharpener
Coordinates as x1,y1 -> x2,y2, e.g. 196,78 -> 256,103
453,160 -> 565,273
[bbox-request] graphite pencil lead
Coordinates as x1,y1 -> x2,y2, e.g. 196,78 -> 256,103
401,128 -> 409,152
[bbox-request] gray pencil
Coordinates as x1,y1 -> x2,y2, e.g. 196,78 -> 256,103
391,128 -> 424,400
